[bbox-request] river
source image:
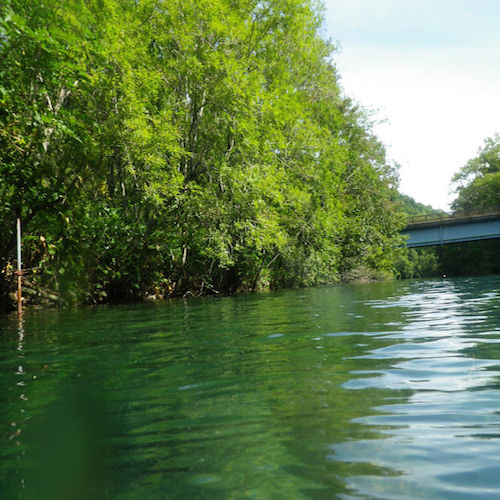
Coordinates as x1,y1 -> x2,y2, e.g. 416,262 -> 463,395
1,275 -> 500,499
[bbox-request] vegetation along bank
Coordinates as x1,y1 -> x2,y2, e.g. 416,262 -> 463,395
3,1 -> 497,311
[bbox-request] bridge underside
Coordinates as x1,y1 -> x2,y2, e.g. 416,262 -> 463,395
402,218 -> 500,248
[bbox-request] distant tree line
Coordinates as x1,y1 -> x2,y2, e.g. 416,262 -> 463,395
0,0 -> 408,310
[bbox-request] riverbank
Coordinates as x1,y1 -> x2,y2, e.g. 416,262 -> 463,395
0,264 -> 393,314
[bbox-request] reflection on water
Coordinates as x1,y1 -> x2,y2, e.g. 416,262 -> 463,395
337,278 -> 500,499
1,276 -> 500,498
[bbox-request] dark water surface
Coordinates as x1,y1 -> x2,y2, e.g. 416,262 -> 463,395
2,276 -> 500,499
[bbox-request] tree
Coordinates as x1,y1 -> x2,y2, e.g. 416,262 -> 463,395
451,134 -> 500,211
0,0 -> 407,310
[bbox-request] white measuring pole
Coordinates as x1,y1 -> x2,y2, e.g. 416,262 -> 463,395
17,218 -> 22,314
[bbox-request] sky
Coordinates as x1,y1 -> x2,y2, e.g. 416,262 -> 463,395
321,0 -> 500,210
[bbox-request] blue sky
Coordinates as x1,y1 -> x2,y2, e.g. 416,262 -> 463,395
322,0 -> 500,210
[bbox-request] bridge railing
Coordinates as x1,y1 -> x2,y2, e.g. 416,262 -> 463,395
406,206 -> 500,225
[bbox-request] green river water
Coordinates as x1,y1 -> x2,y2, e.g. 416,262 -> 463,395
2,275 -> 500,499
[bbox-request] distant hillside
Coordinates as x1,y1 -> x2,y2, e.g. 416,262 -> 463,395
392,192 -> 445,217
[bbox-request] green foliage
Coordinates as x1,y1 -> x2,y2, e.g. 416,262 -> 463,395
0,0 -> 406,308
451,134 -> 500,211
392,192 -> 443,217
437,240 -> 500,276
392,192 -> 443,279
394,247 -> 440,279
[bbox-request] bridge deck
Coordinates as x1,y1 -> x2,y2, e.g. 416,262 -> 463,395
402,207 -> 500,247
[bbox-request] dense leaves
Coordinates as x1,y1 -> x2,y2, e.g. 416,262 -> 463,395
451,134 -> 500,211
0,0 -> 405,308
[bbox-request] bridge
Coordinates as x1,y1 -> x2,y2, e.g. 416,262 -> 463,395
402,207 -> 500,248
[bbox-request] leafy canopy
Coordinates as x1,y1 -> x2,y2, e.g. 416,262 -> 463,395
0,0 -> 405,306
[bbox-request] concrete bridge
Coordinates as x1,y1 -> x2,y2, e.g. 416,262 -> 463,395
402,208 -> 500,248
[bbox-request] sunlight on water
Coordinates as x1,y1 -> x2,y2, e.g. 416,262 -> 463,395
337,278 -> 500,499
1,276 -> 500,498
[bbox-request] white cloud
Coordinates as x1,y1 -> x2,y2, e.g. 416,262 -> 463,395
322,0 -> 500,210
334,47 -> 500,210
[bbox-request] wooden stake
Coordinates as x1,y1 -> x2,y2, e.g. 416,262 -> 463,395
17,218 -> 22,315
